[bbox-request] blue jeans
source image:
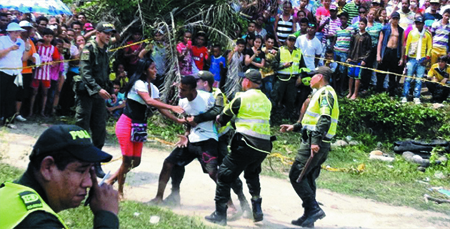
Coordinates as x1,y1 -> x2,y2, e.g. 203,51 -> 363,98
335,51 -> 348,75
403,58 -> 426,98
261,75 -> 274,100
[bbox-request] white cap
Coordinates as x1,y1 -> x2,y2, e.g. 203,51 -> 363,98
19,20 -> 33,28
6,22 -> 26,32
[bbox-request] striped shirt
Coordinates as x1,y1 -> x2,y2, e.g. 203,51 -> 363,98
342,2 -> 360,25
321,17 -> 342,40
334,26 -> 355,53
354,22 -> 383,48
35,45 -> 60,80
276,15 -> 294,43
431,20 -> 450,51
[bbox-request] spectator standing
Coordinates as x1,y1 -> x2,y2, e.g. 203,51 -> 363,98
245,35 -> 266,71
124,30 -> 144,77
139,30 -> 167,89
109,62 -> 128,90
401,16 -> 432,104
343,0 -> 362,24
207,44 -> 227,87
424,0 -> 443,27
177,31 -> 197,76
275,1 -> 296,46
430,9 -> 450,66
376,12 -> 405,95
192,31 -> 209,71
0,22 -> 27,127
318,4 -> 341,48
255,15 -> 268,38
333,12 -> 354,95
398,0 -> 416,29
261,35 -> 278,98
295,23 -> 323,71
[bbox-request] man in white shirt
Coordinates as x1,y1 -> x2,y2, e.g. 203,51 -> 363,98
150,75 -> 219,205
295,22 -> 323,70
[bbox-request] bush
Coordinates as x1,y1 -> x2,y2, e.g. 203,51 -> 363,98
337,93 -> 444,144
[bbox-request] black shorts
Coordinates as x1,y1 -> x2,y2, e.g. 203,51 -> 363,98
166,138 -> 218,174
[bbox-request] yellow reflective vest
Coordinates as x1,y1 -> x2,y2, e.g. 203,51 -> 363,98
212,88 -> 231,136
233,89 -> 271,140
301,85 -> 339,140
277,46 -> 309,81
0,182 -> 68,229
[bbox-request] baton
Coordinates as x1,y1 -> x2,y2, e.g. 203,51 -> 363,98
84,171 -> 110,206
296,149 -> 314,183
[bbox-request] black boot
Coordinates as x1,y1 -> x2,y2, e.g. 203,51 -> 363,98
94,163 -> 105,178
291,203 -> 314,227
251,198 -> 263,222
205,203 -> 227,226
301,200 -> 325,227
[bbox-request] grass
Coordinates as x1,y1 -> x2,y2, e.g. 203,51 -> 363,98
0,163 -> 213,229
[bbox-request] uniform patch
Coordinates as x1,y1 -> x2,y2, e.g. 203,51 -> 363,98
19,191 -> 43,210
80,50 -> 90,61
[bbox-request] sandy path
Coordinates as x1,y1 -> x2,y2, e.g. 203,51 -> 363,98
1,123 -> 450,229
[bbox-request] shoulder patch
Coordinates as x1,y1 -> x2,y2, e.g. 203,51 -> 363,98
80,50 -> 90,61
19,191 -> 43,211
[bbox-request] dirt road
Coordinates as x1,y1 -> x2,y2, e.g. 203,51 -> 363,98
1,123 -> 449,228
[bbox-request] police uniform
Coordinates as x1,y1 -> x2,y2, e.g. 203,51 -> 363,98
75,22 -> 115,151
272,42 -> 309,117
207,70 -> 272,225
0,125 -> 118,229
288,67 -> 339,227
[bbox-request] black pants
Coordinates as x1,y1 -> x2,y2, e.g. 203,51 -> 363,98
361,46 -> 377,90
75,93 -> 107,149
426,81 -> 450,102
215,134 -> 269,206
376,48 -> 404,95
289,137 -> 330,203
0,72 -> 18,124
59,71 -> 76,115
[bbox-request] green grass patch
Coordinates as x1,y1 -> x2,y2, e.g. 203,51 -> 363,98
0,163 -> 212,229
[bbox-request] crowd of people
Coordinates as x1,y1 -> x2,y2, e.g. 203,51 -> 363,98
1,0 -> 450,228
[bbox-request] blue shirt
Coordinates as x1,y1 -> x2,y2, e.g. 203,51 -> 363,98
210,56 -> 226,81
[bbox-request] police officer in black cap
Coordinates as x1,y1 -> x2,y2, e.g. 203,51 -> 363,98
76,22 -> 117,177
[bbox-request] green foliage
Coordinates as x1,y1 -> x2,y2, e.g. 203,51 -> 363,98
337,93 -> 443,143
147,114 -> 184,142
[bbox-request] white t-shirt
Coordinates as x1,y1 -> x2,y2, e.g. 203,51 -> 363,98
294,35 -> 323,70
178,90 -> 218,143
0,35 -> 25,76
127,79 -> 160,104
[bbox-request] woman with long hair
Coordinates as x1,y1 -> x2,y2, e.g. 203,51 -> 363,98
106,58 -> 184,199
245,35 -> 266,71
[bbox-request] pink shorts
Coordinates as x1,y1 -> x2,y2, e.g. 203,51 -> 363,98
116,114 -> 143,157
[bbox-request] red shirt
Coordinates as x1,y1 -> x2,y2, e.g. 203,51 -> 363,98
191,46 -> 208,70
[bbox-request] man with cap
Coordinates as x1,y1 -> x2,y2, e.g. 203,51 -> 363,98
76,22 -> 117,178
0,22 -> 30,128
376,11 -> 405,95
150,75 -> 219,205
280,66 -> 339,228
0,125 -> 119,228
424,0 -> 443,27
401,15 -> 432,104
205,69 -> 272,226
272,33 -> 309,121
139,29 -> 167,89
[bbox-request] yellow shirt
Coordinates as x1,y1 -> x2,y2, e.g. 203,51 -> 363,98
109,72 -> 129,88
427,63 -> 450,81
405,28 -> 432,59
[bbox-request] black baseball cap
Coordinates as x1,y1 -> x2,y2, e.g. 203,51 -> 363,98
244,69 -> 262,84
195,71 -> 215,86
96,22 -> 116,33
414,16 -> 425,23
391,12 -> 400,19
30,125 -> 112,163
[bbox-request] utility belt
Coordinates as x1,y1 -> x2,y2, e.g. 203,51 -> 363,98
301,129 -> 331,144
277,73 -> 300,81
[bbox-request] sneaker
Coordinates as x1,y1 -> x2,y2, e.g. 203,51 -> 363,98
15,115 -> 26,122
414,98 -> 421,104
401,97 -> 407,103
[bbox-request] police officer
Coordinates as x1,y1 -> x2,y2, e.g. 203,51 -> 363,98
205,69 -> 272,226
76,22 -> 116,178
280,66 -> 339,227
272,34 -> 309,120
0,125 -> 119,228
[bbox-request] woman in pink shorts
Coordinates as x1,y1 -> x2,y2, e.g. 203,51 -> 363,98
106,58 -> 184,199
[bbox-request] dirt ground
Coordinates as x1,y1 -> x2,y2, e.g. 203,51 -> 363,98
1,122 -> 450,229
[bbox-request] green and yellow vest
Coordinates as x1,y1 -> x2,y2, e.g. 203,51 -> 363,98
277,46 -> 309,81
301,85 -> 339,140
0,182 -> 68,229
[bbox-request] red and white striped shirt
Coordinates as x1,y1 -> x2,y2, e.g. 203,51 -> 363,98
35,45 -> 60,80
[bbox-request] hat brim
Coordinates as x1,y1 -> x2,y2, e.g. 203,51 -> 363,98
7,28 -> 26,32
103,29 -> 116,33
67,145 -> 112,163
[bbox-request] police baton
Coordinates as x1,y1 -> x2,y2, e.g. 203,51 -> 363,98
296,149 -> 314,183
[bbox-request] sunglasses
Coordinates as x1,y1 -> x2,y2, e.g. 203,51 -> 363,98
359,11 -> 367,14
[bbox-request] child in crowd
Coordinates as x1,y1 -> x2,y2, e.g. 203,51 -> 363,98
106,81 -> 126,119
208,44 -> 226,88
30,28 -> 60,117
346,18 -> 371,100
192,31 -> 208,70
109,62 -> 128,91
177,31 -> 198,76
49,39 -> 65,115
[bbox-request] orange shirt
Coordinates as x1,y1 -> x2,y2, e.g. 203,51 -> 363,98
22,39 -> 37,74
